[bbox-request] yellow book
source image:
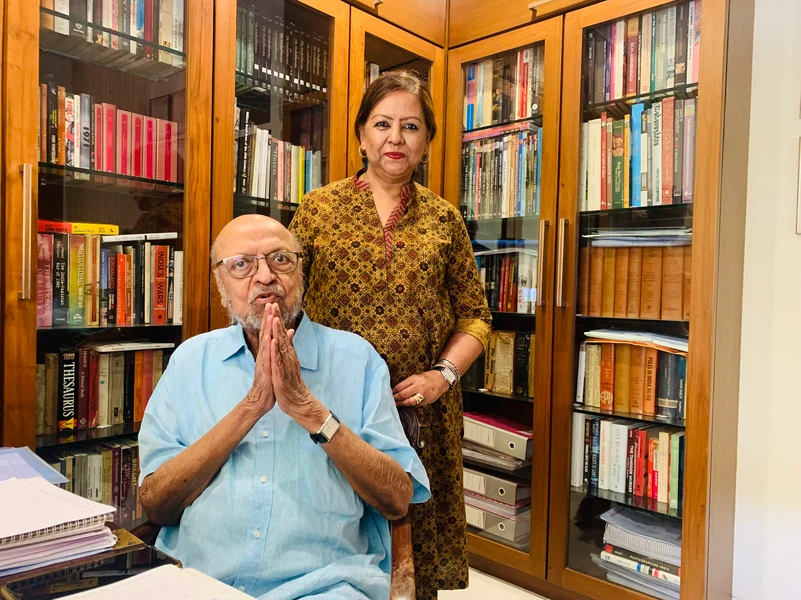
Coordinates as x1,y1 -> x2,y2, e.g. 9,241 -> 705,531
134,351 -> 144,422
68,235 -> 86,326
614,344 -> 632,413
298,148 -> 306,203
69,222 -> 120,235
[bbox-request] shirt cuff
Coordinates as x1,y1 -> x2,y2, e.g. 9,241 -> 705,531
454,318 -> 492,354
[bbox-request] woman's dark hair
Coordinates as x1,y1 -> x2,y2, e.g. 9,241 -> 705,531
354,70 -> 437,143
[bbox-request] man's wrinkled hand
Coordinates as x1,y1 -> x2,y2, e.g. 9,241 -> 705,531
243,303 -> 277,417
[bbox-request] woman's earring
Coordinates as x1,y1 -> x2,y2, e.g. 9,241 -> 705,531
359,146 -> 368,159
420,151 -> 430,164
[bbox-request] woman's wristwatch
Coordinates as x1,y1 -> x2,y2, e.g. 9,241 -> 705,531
434,359 -> 460,389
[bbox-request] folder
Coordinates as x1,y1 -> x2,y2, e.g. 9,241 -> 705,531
463,413 -> 533,461
463,468 -> 531,506
464,496 -> 531,543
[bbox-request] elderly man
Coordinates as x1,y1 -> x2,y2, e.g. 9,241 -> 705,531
138,215 -> 430,600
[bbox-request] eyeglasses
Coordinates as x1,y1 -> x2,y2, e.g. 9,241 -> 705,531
215,251 -> 302,279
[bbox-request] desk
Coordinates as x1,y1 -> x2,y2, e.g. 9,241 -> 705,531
0,525 -> 180,600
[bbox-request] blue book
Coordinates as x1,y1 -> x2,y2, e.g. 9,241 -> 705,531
100,248 -> 108,325
466,65 -> 476,130
677,355 -> 687,419
630,103 -> 644,206
305,150 -> 313,193
604,25 -> 612,101
535,127 -> 543,214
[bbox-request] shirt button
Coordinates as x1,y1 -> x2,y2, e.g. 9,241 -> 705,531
239,586 -> 245,592
260,476 -> 267,483
254,530 -> 261,539
262,431 -> 269,438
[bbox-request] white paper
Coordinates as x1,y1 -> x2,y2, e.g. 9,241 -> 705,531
0,447 -> 67,484
63,565 -> 256,599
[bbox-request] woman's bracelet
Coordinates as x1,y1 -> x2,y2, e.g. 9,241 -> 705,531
434,358 -> 461,384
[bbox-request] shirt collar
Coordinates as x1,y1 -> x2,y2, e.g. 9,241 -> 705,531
220,312 -> 319,371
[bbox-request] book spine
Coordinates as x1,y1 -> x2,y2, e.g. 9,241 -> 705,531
76,348 -> 90,429
634,429 -> 647,497
599,344 -> 615,411
37,234 -> 54,328
682,99 -> 697,203
590,417 -> 601,488
657,352 -> 681,420
644,348 -> 659,415
68,235 -> 86,325
153,245 -> 168,324
88,351 -> 99,428
52,234 -> 69,325
124,351 -> 135,422
58,348 -> 77,430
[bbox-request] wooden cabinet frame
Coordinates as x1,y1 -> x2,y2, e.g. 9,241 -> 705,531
210,0 -> 350,332
347,9 -> 446,195
1,0 -> 213,448
548,1 -> 750,600
444,17 -> 563,579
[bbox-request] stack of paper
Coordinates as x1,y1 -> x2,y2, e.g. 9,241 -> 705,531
593,506 -> 682,600
0,447 -> 68,484
583,228 -> 692,247
61,564 -> 255,599
0,476 -> 116,576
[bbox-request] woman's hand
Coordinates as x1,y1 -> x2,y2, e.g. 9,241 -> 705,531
393,371 -> 450,408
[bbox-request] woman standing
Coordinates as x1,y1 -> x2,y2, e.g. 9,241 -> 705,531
290,71 -> 491,599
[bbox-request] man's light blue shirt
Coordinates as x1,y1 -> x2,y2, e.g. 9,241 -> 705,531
138,314 -> 431,600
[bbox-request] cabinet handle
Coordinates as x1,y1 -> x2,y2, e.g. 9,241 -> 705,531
374,0 -> 384,5
536,219 -> 549,308
19,163 -> 33,301
557,218 -> 568,308
528,0 -> 553,11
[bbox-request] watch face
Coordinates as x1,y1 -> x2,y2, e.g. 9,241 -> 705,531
439,367 -> 456,385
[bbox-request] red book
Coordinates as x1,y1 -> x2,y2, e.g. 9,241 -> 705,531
600,113 -> 608,210
88,350 -> 99,428
143,116 -> 156,180
153,245 -> 168,324
634,428 -> 648,497
155,119 -> 167,181
37,233 -> 54,328
144,0 -> 153,59
600,344 -> 615,411
94,103 -> 104,172
76,348 -> 90,430
102,103 -> 116,174
167,120 -> 178,182
626,17 -> 640,97
132,113 -> 144,178
116,253 -> 127,326
116,110 -> 132,176
142,350 -> 154,410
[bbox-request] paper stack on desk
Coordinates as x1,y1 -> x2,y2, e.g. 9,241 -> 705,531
0,476 -> 116,576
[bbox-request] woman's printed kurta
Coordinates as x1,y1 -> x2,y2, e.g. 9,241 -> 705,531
290,174 -> 491,598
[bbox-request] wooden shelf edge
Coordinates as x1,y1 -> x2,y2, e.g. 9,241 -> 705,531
562,567 -> 657,600
466,531 -> 535,575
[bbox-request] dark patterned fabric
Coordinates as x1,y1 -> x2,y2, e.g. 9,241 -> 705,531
290,173 -> 492,600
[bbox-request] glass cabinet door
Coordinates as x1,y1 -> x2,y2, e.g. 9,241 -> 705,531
444,18 -> 563,579
210,0 -> 348,331
552,1 -> 702,598
348,10 -> 445,194
2,0 -> 212,527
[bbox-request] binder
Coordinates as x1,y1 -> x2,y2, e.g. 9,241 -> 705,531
464,497 -> 531,543
463,413 -> 533,461
463,468 -> 531,506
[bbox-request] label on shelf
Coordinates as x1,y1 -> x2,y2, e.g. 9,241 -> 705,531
465,505 -> 486,529
463,470 -> 487,495
464,421 -> 495,447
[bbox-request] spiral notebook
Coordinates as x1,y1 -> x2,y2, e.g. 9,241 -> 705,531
0,477 -> 115,549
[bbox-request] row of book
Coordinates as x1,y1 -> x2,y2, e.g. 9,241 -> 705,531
234,104 -> 324,202
461,123 -> 543,219
475,251 -> 537,314
39,83 -> 180,183
41,0 -> 185,67
463,44 -> 544,131
578,245 -> 691,321
463,330 -> 536,398
580,98 -> 697,212
594,507 -> 681,599
584,1 -> 702,105
571,413 -> 685,511
38,437 -> 144,526
236,4 -> 329,102
36,223 -> 184,328
576,342 -> 687,421
36,342 -> 173,434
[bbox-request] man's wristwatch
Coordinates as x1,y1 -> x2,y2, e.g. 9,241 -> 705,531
310,412 -> 341,444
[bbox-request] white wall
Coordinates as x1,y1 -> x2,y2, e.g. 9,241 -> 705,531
733,1 -> 801,598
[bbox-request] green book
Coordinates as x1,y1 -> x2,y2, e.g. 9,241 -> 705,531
611,120 -> 626,209
68,235 -> 86,326
669,431 -> 685,510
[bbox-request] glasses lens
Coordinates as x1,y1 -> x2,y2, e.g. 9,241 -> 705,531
267,251 -> 298,273
225,255 -> 256,278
